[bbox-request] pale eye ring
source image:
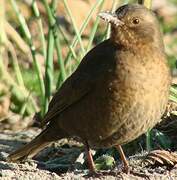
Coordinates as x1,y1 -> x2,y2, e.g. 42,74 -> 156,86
132,18 -> 140,25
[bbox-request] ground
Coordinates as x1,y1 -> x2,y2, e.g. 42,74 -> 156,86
0,128 -> 177,179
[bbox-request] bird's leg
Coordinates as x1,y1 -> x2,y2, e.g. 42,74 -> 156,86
115,145 -> 150,178
84,141 -> 118,177
85,141 -> 95,172
115,145 -> 129,173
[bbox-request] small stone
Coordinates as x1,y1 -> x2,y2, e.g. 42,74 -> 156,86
0,152 -> 8,161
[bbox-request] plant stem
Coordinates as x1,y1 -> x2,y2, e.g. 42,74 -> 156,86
42,0 -> 66,82
146,129 -> 151,151
7,41 -> 24,87
57,0 -> 104,88
86,1 -> 105,51
32,0 -> 47,59
106,0 -> 118,39
62,0 -> 85,56
44,29 -> 54,114
10,0 -> 45,116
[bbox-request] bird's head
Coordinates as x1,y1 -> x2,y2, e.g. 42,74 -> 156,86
99,4 -> 163,49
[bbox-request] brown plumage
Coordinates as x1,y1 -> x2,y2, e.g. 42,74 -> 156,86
8,4 -> 171,173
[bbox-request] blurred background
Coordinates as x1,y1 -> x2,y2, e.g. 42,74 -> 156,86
0,0 -> 177,158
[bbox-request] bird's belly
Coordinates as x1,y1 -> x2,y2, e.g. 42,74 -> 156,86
88,102 -> 164,148
88,86 -> 168,148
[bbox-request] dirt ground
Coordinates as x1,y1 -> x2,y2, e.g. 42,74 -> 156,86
0,128 -> 177,180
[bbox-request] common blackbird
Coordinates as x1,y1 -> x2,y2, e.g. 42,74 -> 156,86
8,4 -> 171,173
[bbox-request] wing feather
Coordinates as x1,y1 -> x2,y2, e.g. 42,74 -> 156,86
42,39 -> 116,125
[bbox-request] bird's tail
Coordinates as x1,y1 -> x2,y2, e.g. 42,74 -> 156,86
7,125 -> 66,162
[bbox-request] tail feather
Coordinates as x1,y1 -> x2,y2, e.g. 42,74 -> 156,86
7,125 -> 66,162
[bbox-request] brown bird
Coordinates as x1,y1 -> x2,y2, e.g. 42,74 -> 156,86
8,4 -> 171,173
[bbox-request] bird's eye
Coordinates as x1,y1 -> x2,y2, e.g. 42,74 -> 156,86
132,18 -> 139,25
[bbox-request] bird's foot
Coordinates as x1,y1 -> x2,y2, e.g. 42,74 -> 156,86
122,164 -> 129,174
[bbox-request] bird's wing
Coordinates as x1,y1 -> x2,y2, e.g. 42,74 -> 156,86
42,71 -> 92,125
42,39 -> 115,125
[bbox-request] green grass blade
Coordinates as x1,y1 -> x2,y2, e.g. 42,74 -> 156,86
32,0 -> 47,59
66,0 -> 104,61
146,129 -> 151,151
0,56 -> 38,112
10,0 -> 32,44
169,94 -> 177,102
41,0 -> 56,27
58,26 -> 77,62
86,1 -> 105,51
170,86 -> 177,95
42,0 -> 66,82
8,42 -> 24,87
106,0 -> 118,39
57,0 -> 104,88
62,0 -> 85,55
10,0 -> 45,116
55,31 -> 67,81
44,29 -> 54,114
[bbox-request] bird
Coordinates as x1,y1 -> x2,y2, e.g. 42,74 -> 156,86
7,4 -> 171,174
